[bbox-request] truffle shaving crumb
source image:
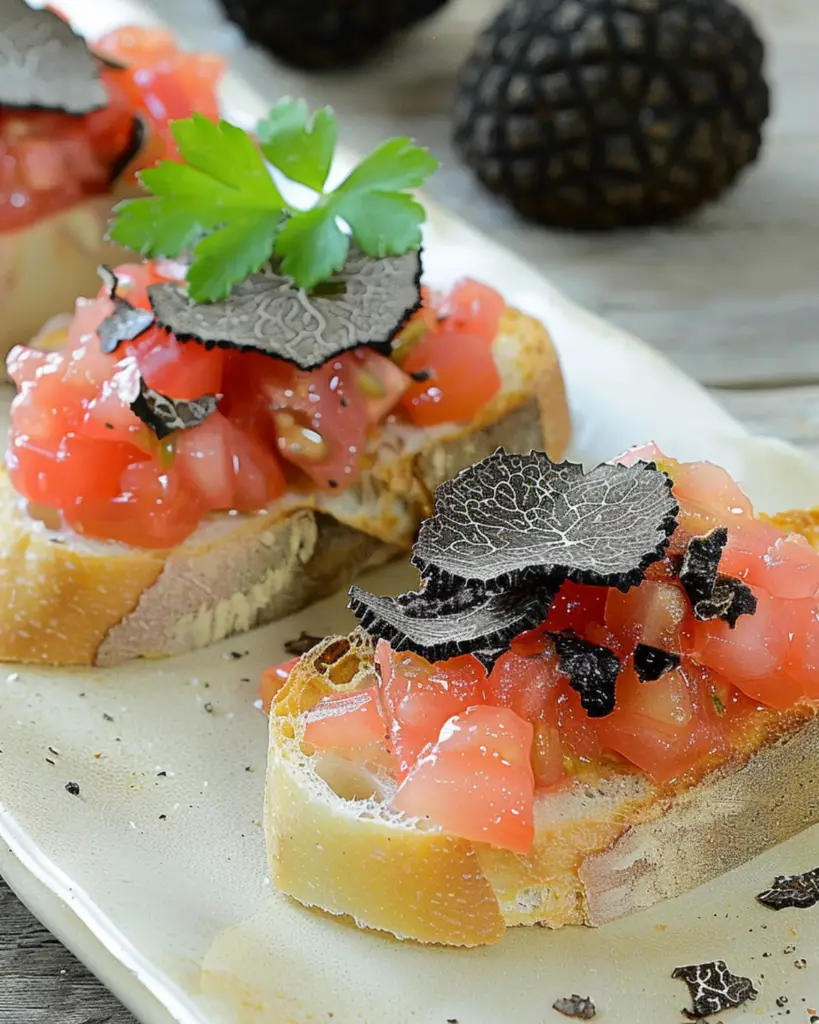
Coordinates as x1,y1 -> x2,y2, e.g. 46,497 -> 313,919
672,960 -> 757,1019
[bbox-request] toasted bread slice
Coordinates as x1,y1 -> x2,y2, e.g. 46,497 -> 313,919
265,631 -> 819,947
0,191 -> 137,377
0,306 -> 569,666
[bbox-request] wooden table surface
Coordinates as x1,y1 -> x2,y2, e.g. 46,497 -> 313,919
2,0 -> 818,1020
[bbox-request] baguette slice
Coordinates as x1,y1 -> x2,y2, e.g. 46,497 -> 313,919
0,189 -> 137,377
0,306 -> 569,666
265,630 -> 819,947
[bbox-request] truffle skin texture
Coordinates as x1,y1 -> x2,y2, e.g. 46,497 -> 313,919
452,0 -> 770,229
216,0 -> 451,70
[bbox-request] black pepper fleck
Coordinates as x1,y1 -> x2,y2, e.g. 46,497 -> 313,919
159,814 -> 167,821
245,766 -> 252,772
204,702 -> 214,713
45,758 -> 55,766
794,958 -> 807,969
328,479 -> 339,488
103,713 -> 114,722
48,745 -> 60,756
157,771 -> 167,777
65,782 -> 80,796
776,997 -> 788,1007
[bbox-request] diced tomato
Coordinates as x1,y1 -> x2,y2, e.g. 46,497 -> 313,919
722,526 -> 819,601
686,586 -> 798,708
352,350 -> 411,425
719,519 -> 786,584
555,683 -> 604,760
399,280 -> 503,427
392,704 -> 535,854
303,687 -> 388,754
7,431 -> 134,506
596,661 -> 721,783
251,354 -> 370,491
540,582 -> 610,637
259,658 -> 299,714
437,279 -> 506,337
131,330 -> 226,400
785,599 -> 819,700
485,648 -> 562,723
605,580 -> 689,653
376,641 -> 486,781
64,458 -> 203,549
530,722 -> 566,790
175,412 -> 236,510
672,460 -> 753,534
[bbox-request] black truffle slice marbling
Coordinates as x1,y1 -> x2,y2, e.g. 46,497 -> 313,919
757,866 -> 819,910
348,575 -> 557,672
413,449 -> 678,592
147,249 -> 422,371
0,0 -> 107,114
672,960 -> 757,1020
129,376 -> 220,442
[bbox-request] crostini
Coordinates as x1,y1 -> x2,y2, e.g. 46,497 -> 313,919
264,445 -> 819,946
0,104 -> 569,666
0,2 -> 222,368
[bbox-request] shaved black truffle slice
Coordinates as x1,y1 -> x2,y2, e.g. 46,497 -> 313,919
413,449 -> 678,592
672,960 -> 757,1019
757,866 -> 819,910
680,527 -> 757,628
96,265 -> 155,355
633,643 -> 680,683
130,377 -> 219,442
348,575 -> 557,671
147,249 -> 423,371
552,995 -> 596,1020
550,631 -> 620,718
0,1 -> 107,115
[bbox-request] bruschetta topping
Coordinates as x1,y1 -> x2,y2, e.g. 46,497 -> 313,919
263,450 -> 819,854
5,257 -> 506,548
0,12 -> 223,231
350,451 -> 680,670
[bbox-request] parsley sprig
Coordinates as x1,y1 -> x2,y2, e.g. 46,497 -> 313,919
110,98 -> 438,301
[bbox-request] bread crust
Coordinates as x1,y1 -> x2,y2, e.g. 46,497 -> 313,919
0,190 -> 136,377
264,633 -> 819,946
0,307 -> 568,665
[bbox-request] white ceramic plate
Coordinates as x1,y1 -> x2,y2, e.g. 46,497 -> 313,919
3,3 -> 819,1023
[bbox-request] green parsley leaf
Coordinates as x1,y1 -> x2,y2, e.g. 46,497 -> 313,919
109,114 -> 287,275
108,104 -> 437,300
187,214 -> 282,303
273,135 -> 438,289
257,98 -> 337,192
276,206 -> 350,292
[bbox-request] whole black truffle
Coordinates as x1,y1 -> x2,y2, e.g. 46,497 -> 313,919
452,0 -> 770,230
217,0 -> 451,70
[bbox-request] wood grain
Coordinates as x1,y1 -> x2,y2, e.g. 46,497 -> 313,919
2,0 -> 818,1021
